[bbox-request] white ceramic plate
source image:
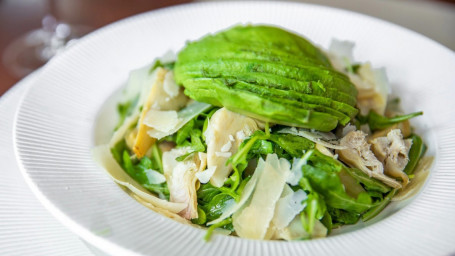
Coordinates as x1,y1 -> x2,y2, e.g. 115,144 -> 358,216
0,73 -> 95,256
13,2 -> 455,256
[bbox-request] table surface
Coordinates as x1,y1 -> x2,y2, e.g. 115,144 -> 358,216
1,0 -> 454,96
0,0 -> 192,96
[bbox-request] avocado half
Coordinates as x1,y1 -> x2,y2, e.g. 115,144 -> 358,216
174,25 -> 358,132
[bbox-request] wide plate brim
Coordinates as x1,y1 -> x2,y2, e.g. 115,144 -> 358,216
14,2 -> 455,256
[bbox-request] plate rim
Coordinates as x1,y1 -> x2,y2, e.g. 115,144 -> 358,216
12,1 -> 455,256
0,71 -> 96,256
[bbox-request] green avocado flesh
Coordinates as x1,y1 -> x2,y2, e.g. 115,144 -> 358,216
174,25 -> 358,131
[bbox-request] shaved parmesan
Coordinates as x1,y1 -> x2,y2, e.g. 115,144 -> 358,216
215,152 -> 232,158
233,154 -> 290,240
272,185 -> 306,229
92,145 -> 186,213
206,108 -> 261,187
326,39 -> 355,77
220,141 -> 232,152
144,169 -> 166,184
195,166 -> 217,184
146,101 -> 211,140
351,64 -> 389,115
109,65 -> 160,147
163,71 -> 180,98
287,158 -> 304,186
144,109 -> 179,132
287,150 -> 315,186
327,39 -> 390,116
236,130 -> 246,141
207,156 -> 266,225
274,216 -> 327,240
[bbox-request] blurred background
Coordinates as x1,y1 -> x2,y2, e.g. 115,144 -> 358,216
1,0 -> 454,96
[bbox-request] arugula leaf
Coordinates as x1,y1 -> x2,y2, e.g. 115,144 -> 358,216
175,129 -> 206,162
175,152 -> 194,162
328,207 -> 360,225
300,192 -> 326,236
228,131 -> 314,175
191,206 -> 207,225
268,133 -> 314,158
320,211 -> 333,234
344,167 -> 391,193
122,149 -> 134,172
197,183 -> 222,204
203,194 -> 235,222
359,110 -> 423,131
176,119 -> 195,146
114,95 -> 139,131
150,143 -> 163,173
250,140 -> 274,156
299,176 -> 327,236
118,148 -> 170,199
204,218 -> 233,242
223,129 -> 315,197
190,129 -> 206,152
302,150 -> 375,213
224,126 -> 273,193
228,130 -> 270,171
404,134 -> 426,175
164,106 -> 217,162
366,190 -> 384,200
236,176 -> 251,196
196,183 -> 235,236
362,189 -> 397,222
111,139 -> 128,166
149,60 -> 175,73
136,147 -> 163,173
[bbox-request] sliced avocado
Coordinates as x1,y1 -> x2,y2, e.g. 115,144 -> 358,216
177,40 -> 329,69
175,59 -> 356,96
182,78 -> 351,125
182,78 -> 339,131
216,25 -> 332,66
229,80 -> 358,119
174,25 -> 359,131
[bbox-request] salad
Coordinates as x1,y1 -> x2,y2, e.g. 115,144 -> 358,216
93,25 -> 432,241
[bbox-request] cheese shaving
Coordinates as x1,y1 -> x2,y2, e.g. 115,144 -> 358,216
233,154 -> 290,240
272,185 -> 306,229
143,109 -> 179,132
163,71 -> 180,98
195,166 -> 217,184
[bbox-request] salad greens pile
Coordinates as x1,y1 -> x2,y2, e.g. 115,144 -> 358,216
102,25 -> 430,241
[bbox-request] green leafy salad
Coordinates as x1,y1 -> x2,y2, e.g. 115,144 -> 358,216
93,25 -> 433,241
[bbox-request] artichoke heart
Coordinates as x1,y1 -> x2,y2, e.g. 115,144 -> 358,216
174,25 -> 358,131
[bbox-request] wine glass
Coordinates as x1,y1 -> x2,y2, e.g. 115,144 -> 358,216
2,0 -> 92,78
